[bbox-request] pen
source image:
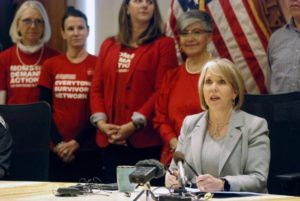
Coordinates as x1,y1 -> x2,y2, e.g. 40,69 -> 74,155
167,168 -> 174,175
167,168 -> 177,178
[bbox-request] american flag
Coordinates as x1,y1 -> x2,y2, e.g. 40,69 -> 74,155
165,0 -> 270,94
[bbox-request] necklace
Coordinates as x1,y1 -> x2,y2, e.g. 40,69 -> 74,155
16,46 -> 44,66
185,59 -> 202,74
208,120 -> 229,137
208,108 -> 232,138
185,53 -> 213,74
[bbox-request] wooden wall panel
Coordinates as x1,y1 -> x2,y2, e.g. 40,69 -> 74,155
40,0 -> 67,52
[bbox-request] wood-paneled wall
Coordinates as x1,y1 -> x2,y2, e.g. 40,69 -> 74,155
40,0 -> 67,52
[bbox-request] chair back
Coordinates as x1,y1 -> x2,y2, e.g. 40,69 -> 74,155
242,92 -> 300,194
0,101 -> 51,181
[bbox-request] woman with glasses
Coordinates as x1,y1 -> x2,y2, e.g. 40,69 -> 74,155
90,0 -> 178,183
0,0 -> 58,104
154,10 -> 214,165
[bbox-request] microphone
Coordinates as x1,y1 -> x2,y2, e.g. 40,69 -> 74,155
129,159 -> 166,184
174,151 -> 199,177
136,159 -> 166,179
173,151 -> 187,187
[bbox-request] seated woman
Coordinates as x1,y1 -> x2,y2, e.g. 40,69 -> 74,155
166,58 -> 270,193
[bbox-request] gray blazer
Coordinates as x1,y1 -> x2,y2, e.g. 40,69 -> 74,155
169,109 -> 270,193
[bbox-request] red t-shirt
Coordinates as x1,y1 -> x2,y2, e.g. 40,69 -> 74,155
113,48 -> 136,124
38,54 -> 96,141
0,45 -> 59,104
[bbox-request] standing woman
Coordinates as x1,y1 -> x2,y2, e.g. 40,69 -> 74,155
90,0 -> 178,183
0,0 -> 58,104
38,7 -> 98,182
154,10 -> 214,165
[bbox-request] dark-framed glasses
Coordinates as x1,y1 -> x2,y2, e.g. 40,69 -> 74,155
21,18 -> 44,26
179,29 -> 210,38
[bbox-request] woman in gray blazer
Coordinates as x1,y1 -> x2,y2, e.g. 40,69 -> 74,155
166,58 -> 270,193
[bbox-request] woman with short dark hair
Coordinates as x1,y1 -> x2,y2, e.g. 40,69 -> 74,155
38,7 -> 98,182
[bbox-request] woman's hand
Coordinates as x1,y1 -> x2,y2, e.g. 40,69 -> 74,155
56,140 -> 79,162
108,122 -> 136,146
166,170 -> 180,189
97,120 -> 120,136
196,174 -> 224,192
169,138 -> 178,152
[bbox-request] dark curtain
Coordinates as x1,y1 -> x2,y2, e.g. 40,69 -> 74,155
0,0 -> 17,52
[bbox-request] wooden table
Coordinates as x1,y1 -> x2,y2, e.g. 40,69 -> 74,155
0,181 -> 299,201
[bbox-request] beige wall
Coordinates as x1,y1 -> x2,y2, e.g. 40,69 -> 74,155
69,0 -> 172,54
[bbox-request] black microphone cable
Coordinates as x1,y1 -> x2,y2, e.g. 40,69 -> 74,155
173,151 -> 199,177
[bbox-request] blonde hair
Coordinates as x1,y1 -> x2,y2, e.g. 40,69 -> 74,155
9,0 -> 51,44
198,58 -> 245,110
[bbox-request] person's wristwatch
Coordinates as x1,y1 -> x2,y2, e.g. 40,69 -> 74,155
221,178 -> 231,191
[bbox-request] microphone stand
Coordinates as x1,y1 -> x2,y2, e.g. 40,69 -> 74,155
133,182 -> 158,201
174,186 -> 187,195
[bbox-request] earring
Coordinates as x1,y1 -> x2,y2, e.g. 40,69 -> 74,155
206,41 -> 217,57
204,102 -> 209,109
232,98 -> 236,106
206,42 -> 211,52
178,44 -> 183,52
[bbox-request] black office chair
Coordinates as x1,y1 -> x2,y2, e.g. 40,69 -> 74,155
242,92 -> 300,195
0,101 -> 51,181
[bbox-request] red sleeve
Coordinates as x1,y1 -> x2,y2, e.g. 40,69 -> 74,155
136,36 -> 178,120
154,68 -> 179,144
90,38 -> 114,115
